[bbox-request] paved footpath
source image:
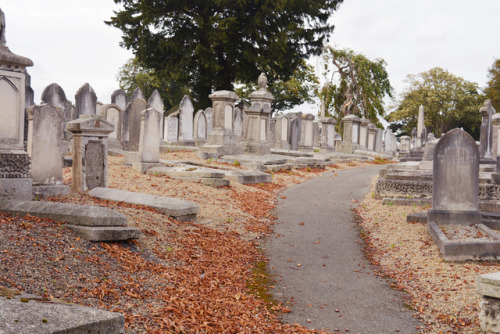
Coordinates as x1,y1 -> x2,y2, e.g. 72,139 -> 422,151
265,165 -> 422,333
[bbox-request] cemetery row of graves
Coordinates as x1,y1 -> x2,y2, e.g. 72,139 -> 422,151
2,13 -> 500,333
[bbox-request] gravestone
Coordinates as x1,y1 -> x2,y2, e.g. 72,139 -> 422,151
299,113 -> 315,151
193,109 -> 207,146
130,87 -> 145,101
411,127 -> 417,149
27,104 -> 68,197
359,117 -> 369,149
96,102 -> 103,117
339,114 -> 360,153
66,115 -> 114,192
367,124 -> 377,151
148,89 -> 164,140
428,128 -> 481,225
101,104 -> 123,148
288,113 -> 302,151
205,107 -> 213,136
41,83 -> 74,142
0,24 -> 33,200
24,79 -> 34,142
375,128 -> 384,153
178,95 -> 195,146
416,105 -> 425,147
312,121 -> 320,148
274,115 -> 290,150
492,113 -> 500,167
126,89 -> 147,151
75,83 -> 97,117
233,107 -> 244,138
164,112 -> 179,144
480,99 -> 495,162
111,89 -> 128,110
400,136 -> 411,154
320,117 -> 336,152
133,108 -> 164,173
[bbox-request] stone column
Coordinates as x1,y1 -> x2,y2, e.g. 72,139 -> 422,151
66,115 -> 114,192
478,272 -> 500,333
198,90 -> 242,158
367,124 -> 377,151
416,105 -> 424,147
299,114 -> 315,152
0,34 -> 34,200
320,117 -> 336,152
359,117 -> 369,149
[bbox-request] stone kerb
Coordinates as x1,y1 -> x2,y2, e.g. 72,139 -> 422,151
427,128 -> 481,225
133,108 -> 164,173
66,115 -> 114,192
299,113 -> 315,152
178,95 -> 195,146
27,104 -> 69,197
194,109 -> 207,146
75,83 -> 97,117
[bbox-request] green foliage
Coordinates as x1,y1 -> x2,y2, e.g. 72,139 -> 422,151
486,59 -> 500,112
386,67 -> 484,139
107,0 -> 342,108
319,46 -> 392,128
235,61 -> 319,112
116,57 -> 188,112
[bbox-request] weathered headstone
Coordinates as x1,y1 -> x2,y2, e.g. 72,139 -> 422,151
428,128 -> 481,225
101,104 -> 123,148
375,128 -> 384,153
274,114 -> 290,150
0,24 -> 33,200
367,124 -> 377,151
148,89 -> 164,140
66,116 -> 114,192
205,107 -> 213,136
339,114 -> 360,153
126,89 -> 147,151
111,89 -> 128,110
193,109 -> 207,146
312,121 -> 320,148
130,87 -> 145,101
299,113 -> 315,151
400,135 -> 411,154
288,113 -> 302,151
233,107 -> 244,138
416,105 -> 425,147
164,112 -> 179,144
133,108 -> 164,173
359,117 -> 369,149
178,95 -> 195,146
480,99 -> 495,162
75,83 -> 97,117
320,117 -> 336,152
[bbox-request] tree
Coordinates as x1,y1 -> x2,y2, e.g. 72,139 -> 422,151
116,57 -> 188,112
319,46 -> 392,128
235,60 -> 319,112
485,58 -> 500,112
107,0 -> 343,108
386,67 -> 484,139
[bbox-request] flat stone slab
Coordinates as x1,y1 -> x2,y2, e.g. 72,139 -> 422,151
270,149 -> 314,158
221,154 -> 288,165
67,225 -> 141,242
225,170 -> 271,184
88,187 -> 199,221
32,184 -> 70,198
146,166 -> 225,179
406,211 -> 428,223
0,200 -> 127,227
0,293 -> 124,333
478,272 -> 500,298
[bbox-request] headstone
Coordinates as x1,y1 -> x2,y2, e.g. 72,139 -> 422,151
492,113 -> 500,167
164,112 -> 179,144
428,128 -> 481,225
126,90 -> 147,151
359,117 -> 369,149
273,115 -> 290,150
299,113 -> 315,151
0,20 -> 34,200
75,83 -> 97,117
422,139 -> 439,161
133,108 -> 164,173
288,113 -> 302,151
312,121 -> 320,148
400,135 -> 411,154
320,117 -> 336,152
411,127 -> 417,149
367,124 -> 377,151
205,107 -> 213,136
193,109 -> 207,146
111,89 -> 128,110
41,83 -> 73,139
96,102 -> 103,116
27,104 -> 69,197
148,89 -> 164,140
177,95 -> 194,146
233,107 -> 244,138
101,104 -> 123,148
130,87 -> 145,101
66,115 -> 114,192
375,128 -> 384,153
480,99 -> 495,161
417,105 -> 425,147
339,114 -> 360,153
24,80 -> 34,142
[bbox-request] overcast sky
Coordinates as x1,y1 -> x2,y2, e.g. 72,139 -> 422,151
2,0 -> 500,114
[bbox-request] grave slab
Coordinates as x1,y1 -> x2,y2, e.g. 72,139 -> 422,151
146,166 -> 225,179
225,170 -> 271,184
88,187 -> 198,221
66,225 -> 141,242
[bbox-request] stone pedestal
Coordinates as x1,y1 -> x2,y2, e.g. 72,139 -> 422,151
66,115 -> 114,192
198,90 -> 243,158
0,42 -> 34,200
478,272 -> 500,333
320,117 -> 336,152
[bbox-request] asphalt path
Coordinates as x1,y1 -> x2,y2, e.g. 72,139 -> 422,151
265,165 -> 422,333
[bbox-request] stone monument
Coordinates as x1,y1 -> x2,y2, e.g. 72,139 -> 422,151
193,109 -> 207,146
320,117 -> 336,152
133,108 -> 164,173
480,99 -> 495,163
416,105 -> 425,147
0,11 -> 34,200
177,95 -> 195,146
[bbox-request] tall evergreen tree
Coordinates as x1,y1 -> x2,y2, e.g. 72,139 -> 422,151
486,59 -> 500,112
107,0 -> 343,108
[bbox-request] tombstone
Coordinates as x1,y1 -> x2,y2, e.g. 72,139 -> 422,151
420,126 -> 428,147
399,136 -> 411,155
178,95 -> 195,146
198,90 -> 242,158
239,73 -> 274,155
339,114 -> 360,153
193,109 -> 207,146
288,113 -> 302,151
41,83 -> 74,144
130,87 -> 145,101
384,130 -> 397,156
374,128 -> 384,153
233,107 -> 244,138
100,104 -> 123,149
96,102 -> 104,117
416,105 -> 425,147
111,89 -> 128,110
75,83 -> 97,117
428,128 -> 481,225
273,115 -> 290,150
164,112 -> 179,144
299,113 -> 315,151
320,117 -> 336,152
27,104 -> 69,197
205,107 -> 213,136
334,133 -> 342,152
133,108 -> 164,173
367,124 -> 377,151
148,89 -> 164,140
312,121 -> 320,148
411,127 -> 417,149
66,115 -> 114,192
359,117 -> 369,149
480,99 -> 495,162
0,25 -> 34,200
492,113 -> 500,165
269,117 -> 276,146
422,139 -> 439,161
126,89 -> 147,151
